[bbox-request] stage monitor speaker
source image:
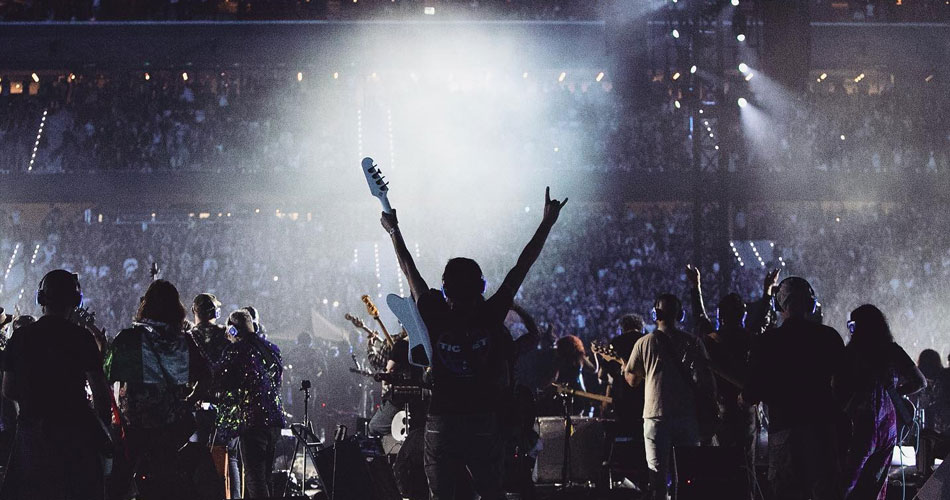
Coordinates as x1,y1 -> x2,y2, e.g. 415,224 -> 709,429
673,446 -> 747,500
534,416 -> 608,484
915,453 -> 950,500
314,437 -> 401,500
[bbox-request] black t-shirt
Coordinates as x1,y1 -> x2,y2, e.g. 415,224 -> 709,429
3,316 -> 103,420
745,318 -> 845,431
417,287 -> 515,415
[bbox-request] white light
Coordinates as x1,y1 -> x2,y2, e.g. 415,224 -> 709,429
31,73 -> 39,83
840,135 -> 846,141
596,72 -> 604,82
524,206 -> 531,213
731,0 -> 739,5
737,97 -> 748,108
672,72 -> 681,80
738,63 -> 749,73
553,147 -> 559,152
522,72 -> 529,79
820,73 -> 827,80
690,65 -> 697,74
322,298 -> 328,305
672,29 -> 680,39
423,6 -> 435,14
273,276 -> 279,281
745,72 -> 754,81
674,100 -> 681,109
297,72 -> 303,81
558,72 -> 566,83
333,300 -> 340,308
736,34 -> 746,42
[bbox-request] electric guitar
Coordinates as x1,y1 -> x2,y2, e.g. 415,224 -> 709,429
551,383 -> 613,405
361,295 -> 395,347
360,157 -> 433,368
591,340 -> 625,366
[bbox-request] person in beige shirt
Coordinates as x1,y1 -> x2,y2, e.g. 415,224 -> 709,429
625,293 -> 709,500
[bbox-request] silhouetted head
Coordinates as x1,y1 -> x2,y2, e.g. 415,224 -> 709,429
555,334 -> 587,368
918,349 -> 943,380
619,314 -> 645,336
847,304 -> 893,348
653,293 -> 683,328
297,330 -> 313,347
192,293 -> 221,323
717,293 -> 746,328
227,309 -> 255,340
774,277 -> 817,320
136,279 -> 187,328
441,258 -> 486,305
37,269 -> 82,313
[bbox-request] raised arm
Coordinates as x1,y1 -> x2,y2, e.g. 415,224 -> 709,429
381,210 -> 430,300
686,264 -> 715,335
500,187 -> 567,295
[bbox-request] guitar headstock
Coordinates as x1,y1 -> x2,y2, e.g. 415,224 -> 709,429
361,157 -> 389,200
361,294 -> 379,317
591,340 -> 623,365
344,313 -> 365,329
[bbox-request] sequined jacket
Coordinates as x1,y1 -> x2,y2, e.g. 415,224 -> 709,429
215,334 -> 286,435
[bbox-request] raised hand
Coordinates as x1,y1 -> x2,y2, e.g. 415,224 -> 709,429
686,264 -> 701,288
542,187 -> 568,225
381,209 -> 399,235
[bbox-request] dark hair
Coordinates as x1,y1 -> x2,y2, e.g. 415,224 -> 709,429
228,309 -> 255,337
717,293 -> 746,325
775,277 -> 816,317
441,257 -> 484,301
619,314 -> 644,335
655,293 -> 683,324
135,280 -> 187,328
38,269 -> 82,308
846,304 -> 894,379
555,335 -> 586,365
918,349 -> 944,380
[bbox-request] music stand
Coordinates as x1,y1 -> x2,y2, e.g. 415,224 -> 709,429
283,380 -> 322,497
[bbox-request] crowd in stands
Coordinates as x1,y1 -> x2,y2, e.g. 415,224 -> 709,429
1,0 -> 946,22
0,71 -> 947,174
2,200 -> 950,425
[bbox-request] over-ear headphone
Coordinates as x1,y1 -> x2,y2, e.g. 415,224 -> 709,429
226,325 -> 238,338
651,296 -> 686,324
773,277 -> 817,315
441,277 -> 487,300
36,270 -> 82,308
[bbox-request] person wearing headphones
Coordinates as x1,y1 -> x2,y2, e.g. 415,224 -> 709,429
216,309 -> 285,499
623,293 -> 714,500
742,277 -> 846,500
190,293 -> 229,371
379,187 -> 567,500
1,270 -> 113,500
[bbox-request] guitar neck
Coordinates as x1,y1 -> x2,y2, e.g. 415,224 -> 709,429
373,316 -> 395,346
379,196 -> 393,214
552,384 -> 613,404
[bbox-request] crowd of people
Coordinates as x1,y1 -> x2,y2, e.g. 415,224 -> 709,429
0,71 -> 946,175
1,0 -> 947,22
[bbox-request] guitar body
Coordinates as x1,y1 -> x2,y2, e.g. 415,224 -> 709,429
386,294 -> 431,368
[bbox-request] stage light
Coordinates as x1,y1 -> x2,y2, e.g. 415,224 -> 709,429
297,72 -> 303,81
554,147 -> 559,152
182,72 -> 188,81
424,6 -> 435,14
273,276 -> 279,281
737,97 -> 748,108
690,65 -> 697,74
672,72 -> 681,80
31,73 -> 39,83
714,145 -> 719,150
731,0 -> 739,5
523,72 -> 529,79
674,100 -> 681,109
925,74 -> 934,82
736,34 -> 746,42
596,72 -> 604,82
854,73 -> 865,82
820,73 -> 827,80
68,73 -> 75,81
145,73 -> 150,81
672,29 -> 680,39
738,63 -> 749,73
255,208 -> 260,213
558,72 -> 566,82
745,72 -> 754,81
840,135 -> 846,141
333,72 -> 339,79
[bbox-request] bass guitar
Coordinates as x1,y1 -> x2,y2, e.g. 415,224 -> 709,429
551,383 -> 613,405
360,156 -> 432,368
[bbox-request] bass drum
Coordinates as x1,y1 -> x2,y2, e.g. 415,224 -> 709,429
391,410 -> 409,442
